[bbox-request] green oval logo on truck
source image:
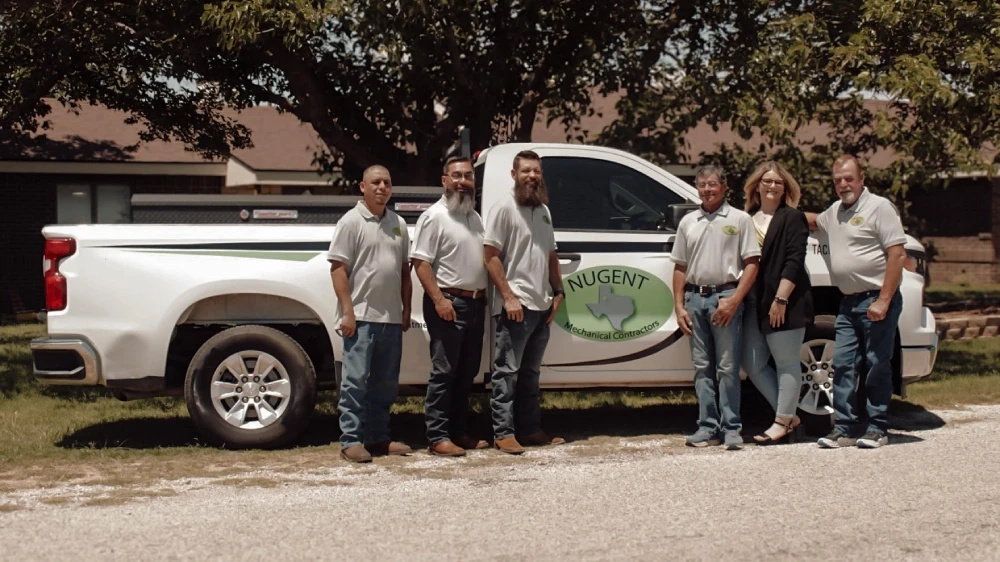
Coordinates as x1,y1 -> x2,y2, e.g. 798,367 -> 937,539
554,266 -> 673,341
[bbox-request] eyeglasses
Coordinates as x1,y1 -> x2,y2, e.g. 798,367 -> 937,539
760,178 -> 785,187
448,172 -> 475,181
696,181 -> 722,189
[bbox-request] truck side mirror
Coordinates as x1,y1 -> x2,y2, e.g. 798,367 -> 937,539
664,203 -> 701,231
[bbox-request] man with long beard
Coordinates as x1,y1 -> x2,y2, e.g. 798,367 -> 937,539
483,150 -> 566,455
411,156 -> 490,457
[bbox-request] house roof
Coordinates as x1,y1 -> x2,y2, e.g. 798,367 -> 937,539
529,94 -> 903,169
0,100 -> 325,172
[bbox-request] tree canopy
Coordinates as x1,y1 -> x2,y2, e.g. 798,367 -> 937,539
2,0 -> 998,194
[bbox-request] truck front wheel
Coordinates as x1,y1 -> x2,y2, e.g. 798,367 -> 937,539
184,325 -> 317,449
799,315 -> 837,436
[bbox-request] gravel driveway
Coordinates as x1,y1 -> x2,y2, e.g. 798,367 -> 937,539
3,405 -> 999,561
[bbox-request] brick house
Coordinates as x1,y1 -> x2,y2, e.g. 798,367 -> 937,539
2,98 -> 998,315
530,94 -> 1000,287
0,102 -> 336,315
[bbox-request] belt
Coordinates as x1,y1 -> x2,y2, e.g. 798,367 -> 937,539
685,281 -> 739,296
441,287 -> 486,300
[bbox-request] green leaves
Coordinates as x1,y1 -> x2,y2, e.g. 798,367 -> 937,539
2,0 -> 998,201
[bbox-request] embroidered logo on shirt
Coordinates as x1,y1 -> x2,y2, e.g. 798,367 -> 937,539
542,215 -> 551,225
392,226 -> 402,237
722,225 -> 739,235
849,216 -> 865,226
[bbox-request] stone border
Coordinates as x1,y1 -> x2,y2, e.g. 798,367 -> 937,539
936,315 -> 1000,341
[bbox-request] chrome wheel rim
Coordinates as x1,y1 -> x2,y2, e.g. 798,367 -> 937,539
799,339 -> 836,416
210,351 -> 292,430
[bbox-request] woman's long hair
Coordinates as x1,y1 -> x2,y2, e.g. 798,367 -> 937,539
743,161 -> 802,212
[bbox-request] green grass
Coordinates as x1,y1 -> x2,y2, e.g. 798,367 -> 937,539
904,337 -> 1000,408
924,283 -> 1000,305
0,322 -> 997,488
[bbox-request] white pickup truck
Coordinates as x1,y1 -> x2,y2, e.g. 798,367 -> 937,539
31,143 -> 939,448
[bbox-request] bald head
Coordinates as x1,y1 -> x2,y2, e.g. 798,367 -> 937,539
362,164 -> 390,183
359,164 -> 392,214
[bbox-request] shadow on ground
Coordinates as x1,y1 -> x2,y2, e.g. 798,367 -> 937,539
889,400 -> 946,432
54,395 -> 947,452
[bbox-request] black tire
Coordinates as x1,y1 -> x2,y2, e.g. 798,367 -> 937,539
799,315 -> 835,436
184,325 -> 317,449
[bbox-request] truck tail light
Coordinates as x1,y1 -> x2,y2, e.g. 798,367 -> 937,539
44,238 -> 76,311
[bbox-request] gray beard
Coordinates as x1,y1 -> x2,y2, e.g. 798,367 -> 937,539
445,190 -> 475,214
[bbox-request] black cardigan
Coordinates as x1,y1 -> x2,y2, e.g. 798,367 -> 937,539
753,205 -> 814,335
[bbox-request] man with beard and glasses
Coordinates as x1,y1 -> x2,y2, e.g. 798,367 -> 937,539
410,156 -> 490,457
672,164 -> 760,451
328,164 -> 413,463
806,155 -> 907,450
483,150 -> 566,455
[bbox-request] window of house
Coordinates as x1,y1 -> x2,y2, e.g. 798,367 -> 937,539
541,157 -> 684,231
57,184 -> 131,224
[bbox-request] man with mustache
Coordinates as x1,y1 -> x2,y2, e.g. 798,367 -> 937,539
483,150 -> 565,455
328,164 -> 413,463
672,165 -> 760,451
411,156 -> 490,457
808,155 -> 907,449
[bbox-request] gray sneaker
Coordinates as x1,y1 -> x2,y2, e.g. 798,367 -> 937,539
724,432 -> 743,451
817,429 -> 858,449
686,429 -> 721,448
857,430 -> 888,449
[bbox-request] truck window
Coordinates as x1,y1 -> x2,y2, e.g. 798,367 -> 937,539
541,157 -> 684,231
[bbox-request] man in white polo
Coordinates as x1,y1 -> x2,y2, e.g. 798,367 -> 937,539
809,155 -> 907,449
328,164 -> 413,463
672,165 -> 759,450
484,150 -> 565,455
411,156 -> 490,457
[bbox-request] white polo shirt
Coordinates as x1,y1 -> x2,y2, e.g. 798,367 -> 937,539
484,194 -> 557,315
409,196 -> 488,292
670,202 -> 760,286
327,201 -> 409,325
816,187 -> 907,295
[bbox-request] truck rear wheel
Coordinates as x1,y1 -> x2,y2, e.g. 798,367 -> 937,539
799,315 -> 836,436
184,325 -> 317,449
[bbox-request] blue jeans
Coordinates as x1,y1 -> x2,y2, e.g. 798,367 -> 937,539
832,290 -> 903,435
685,288 -> 744,436
338,321 -> 403,448
491,309 -> 550,440
742,295 -> 805,418
424,294 -> 486,445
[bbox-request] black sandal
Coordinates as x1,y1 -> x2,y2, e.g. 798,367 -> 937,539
753,419 -> 797,445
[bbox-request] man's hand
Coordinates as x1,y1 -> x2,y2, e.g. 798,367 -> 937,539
547,294 -> 564,324
340,311 -> 357,338
676,306 -> 693,336
504,294 -> 524,322
867,298 -> 889,322
769,301 -> 786,328
711,296 -> 739,327
434,297 -> 456,322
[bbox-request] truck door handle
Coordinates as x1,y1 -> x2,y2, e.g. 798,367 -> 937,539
558,253 -> 582,262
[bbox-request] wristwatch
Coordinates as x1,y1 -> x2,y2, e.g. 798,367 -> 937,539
553,289 -> 565,297
774,296 -> 789,305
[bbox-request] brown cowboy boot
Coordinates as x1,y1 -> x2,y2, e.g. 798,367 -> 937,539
366,441 -> 413,457
340,444 -> 373,463
452,434 -> 489,450
494,436 -> 525,455
520,430 -> 566,446
428,440 -> 466,457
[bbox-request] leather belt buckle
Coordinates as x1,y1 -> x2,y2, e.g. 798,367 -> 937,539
698,285 -> 712,296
